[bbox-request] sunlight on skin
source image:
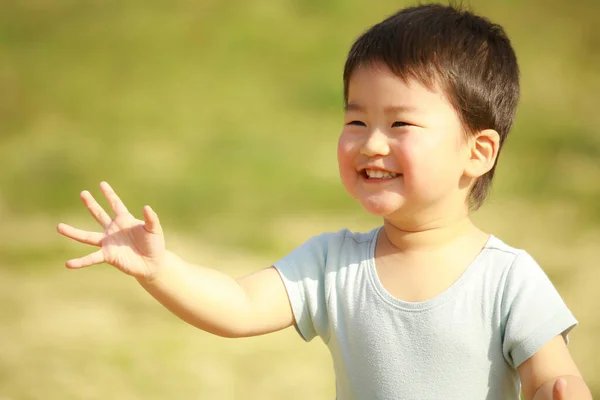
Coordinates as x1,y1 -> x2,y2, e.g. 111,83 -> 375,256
1,1 -> 598,398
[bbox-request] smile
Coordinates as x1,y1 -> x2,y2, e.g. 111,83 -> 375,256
361,168 -> 401,179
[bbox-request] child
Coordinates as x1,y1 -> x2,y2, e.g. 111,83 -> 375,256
57,3 -> 591,399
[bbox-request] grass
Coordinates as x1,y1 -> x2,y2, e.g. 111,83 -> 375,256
1,0 -> 599,398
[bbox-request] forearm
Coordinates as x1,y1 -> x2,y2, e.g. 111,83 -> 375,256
532,375 -> 592,400
137,251 -> 253,338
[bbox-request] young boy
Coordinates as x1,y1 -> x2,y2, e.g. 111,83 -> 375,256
57,3 -> 591,399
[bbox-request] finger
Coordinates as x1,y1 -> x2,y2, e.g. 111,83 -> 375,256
143,205 -> 162,235
99,181 -> 129,216
553,378 -> 567,400
57,223 -> 103,246
65,249 -> 105,269
80,190 -> 112,228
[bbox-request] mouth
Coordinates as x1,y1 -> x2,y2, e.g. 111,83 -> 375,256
360,168 -> 401,180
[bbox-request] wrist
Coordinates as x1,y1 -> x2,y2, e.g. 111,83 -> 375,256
137,251 -> 176,286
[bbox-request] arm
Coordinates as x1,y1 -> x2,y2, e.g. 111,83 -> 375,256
57,182 -> 295,339
518,335 -> 592,400
139,256 -> 295,338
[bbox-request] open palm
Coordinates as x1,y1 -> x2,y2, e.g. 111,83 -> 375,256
57,182 -> 166,280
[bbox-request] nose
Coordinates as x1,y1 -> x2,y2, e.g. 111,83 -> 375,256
360,129 -> 390,157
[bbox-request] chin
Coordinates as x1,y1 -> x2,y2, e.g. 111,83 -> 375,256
360,198 -> 404,217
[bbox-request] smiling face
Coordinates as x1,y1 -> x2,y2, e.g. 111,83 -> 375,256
337,64 -> 473,222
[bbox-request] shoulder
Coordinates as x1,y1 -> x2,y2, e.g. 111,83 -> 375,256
485,236 -> 564,310
491,238 -> 577,368
474,236 -> 555,300
318,226 -> 380,241
276,226 -> 380,268
304,226 -> 380,251
483,235 -> 542,274
483,235 -> 523,260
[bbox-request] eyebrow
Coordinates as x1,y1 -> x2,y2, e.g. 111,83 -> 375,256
344,103 -> 419,113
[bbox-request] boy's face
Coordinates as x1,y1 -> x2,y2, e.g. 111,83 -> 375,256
337,64 -> 472,219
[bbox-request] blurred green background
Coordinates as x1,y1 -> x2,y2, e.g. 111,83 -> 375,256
1,0 -> 599,398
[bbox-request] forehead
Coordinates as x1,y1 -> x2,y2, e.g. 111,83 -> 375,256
346,64 -> 452,112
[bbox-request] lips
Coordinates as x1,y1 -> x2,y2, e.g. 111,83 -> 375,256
364,168 -> 399,179
359,167 -> 402,181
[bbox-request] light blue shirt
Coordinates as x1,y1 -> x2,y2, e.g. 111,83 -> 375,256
273,227 -> 577,400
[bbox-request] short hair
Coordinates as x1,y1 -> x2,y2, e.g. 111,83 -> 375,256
343,3 -> 520,209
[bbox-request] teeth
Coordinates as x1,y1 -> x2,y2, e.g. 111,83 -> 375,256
365,169 -> 399,179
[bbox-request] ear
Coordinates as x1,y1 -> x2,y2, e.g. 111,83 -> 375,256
464,129 -> 500,179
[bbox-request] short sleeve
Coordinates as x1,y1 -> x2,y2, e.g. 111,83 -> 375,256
273,232 -> 334,342
501,251 -> 578,368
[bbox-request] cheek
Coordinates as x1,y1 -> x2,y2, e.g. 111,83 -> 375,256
337,133 -> 355,167
337,134 -> 359,191
392,136 -> 421,175
407,135 -> 466,194
396,135 -> 454,188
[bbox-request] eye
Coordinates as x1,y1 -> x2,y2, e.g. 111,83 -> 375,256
392,121 -> 409,128
347,120 -> 367,127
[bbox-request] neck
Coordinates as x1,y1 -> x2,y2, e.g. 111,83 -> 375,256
381,212 -> 480,252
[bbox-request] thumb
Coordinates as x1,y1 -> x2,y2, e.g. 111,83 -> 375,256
142,205 -> 163,235
553,378 -> 568,400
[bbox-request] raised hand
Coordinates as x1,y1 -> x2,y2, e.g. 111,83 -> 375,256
57,182 -> 166,281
